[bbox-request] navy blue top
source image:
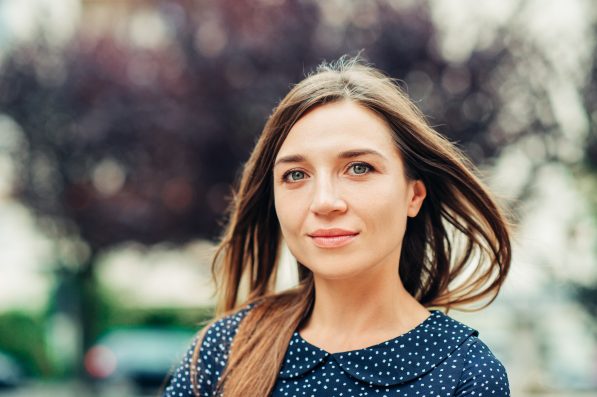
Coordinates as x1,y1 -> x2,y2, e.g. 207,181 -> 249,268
163,306 -> 510,396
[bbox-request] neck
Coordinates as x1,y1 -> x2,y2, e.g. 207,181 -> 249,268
299,267 -> 430,352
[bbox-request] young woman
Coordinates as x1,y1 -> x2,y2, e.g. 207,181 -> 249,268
163,58 -> 512,396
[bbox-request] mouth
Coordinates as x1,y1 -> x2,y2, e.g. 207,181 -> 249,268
308,231 -> 359,248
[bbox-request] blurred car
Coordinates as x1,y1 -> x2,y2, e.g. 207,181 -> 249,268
0,351 -> 25,389
84,327 -> 195,391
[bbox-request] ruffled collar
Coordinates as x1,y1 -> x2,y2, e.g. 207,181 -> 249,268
278,310 -> 478,386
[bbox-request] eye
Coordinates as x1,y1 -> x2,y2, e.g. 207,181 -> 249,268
282,169 -> 307,183
348,162 -> 373,175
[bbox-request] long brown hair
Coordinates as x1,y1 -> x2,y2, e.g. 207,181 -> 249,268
192,56 -> 512,396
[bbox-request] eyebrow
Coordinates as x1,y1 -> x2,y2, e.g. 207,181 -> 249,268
273,149 -> 387,168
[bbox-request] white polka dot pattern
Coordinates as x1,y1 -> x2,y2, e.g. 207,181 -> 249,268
162,307 -> 510,396
454,338 -> 510,396
163,306 -> 252,396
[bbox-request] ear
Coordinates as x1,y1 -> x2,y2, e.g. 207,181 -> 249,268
407,180 -> 426,217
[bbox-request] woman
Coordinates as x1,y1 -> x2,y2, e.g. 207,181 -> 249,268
163,57 -> 511,396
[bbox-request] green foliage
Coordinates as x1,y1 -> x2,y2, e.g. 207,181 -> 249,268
93,287 -> 214,342
0,311 -> 50,377
0,294 -> 214,379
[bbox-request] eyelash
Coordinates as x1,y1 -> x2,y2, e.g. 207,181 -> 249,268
280,162 -> 375,183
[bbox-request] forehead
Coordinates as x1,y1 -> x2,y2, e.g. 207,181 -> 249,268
276,100 -> 399,160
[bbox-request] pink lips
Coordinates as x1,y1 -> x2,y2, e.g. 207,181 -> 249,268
308,228 -> 359,248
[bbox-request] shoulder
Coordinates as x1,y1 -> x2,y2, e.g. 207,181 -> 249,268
162,304 -> 255,397
455,335 -> 510,396
194,303 -> 256,371
202,304 -> 254,352
205,305 -> 253,342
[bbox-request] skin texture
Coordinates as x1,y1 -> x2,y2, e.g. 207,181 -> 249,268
273,100 -> 430,353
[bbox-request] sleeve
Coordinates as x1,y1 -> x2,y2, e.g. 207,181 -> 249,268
162,336 -> 206,397
162,329 -> 218,397
454,337 -> 511,396
161,306 -> 253,397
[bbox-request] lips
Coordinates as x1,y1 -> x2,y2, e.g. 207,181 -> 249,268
309,228 -> 358,237
308,228 -> 359,248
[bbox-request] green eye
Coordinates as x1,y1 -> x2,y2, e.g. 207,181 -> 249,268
350,163 -> 371,175
285,170 -> 305,182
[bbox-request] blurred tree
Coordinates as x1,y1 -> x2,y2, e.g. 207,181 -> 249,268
573,19 -> 597,329
1,0 -> 595,380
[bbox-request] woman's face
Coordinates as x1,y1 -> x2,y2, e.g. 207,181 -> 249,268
273,100 -> 426,280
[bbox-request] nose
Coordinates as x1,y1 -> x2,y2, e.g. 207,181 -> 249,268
309,176 -> 347,215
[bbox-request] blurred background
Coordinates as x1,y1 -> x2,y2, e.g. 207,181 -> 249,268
0,0 -> 595,396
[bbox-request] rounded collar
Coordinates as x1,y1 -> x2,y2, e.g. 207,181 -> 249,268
278,310 -> 478,386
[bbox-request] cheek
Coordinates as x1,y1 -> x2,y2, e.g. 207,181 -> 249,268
355,181 -> 409,234
274,189 -> 304,237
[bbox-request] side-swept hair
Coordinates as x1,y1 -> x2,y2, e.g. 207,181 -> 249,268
192,56 -> 512,396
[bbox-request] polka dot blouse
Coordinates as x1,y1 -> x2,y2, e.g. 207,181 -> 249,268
163,306 -> 510,396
